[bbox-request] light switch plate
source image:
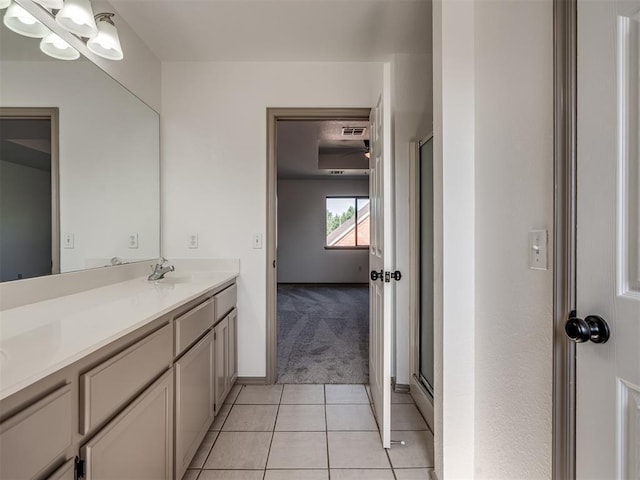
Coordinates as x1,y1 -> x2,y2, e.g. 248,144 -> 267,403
63,233 -> 74,249
253,233 -> 263,249
128,232 -> 139,249
529,230 -> 548,270
188,233 -> 199,249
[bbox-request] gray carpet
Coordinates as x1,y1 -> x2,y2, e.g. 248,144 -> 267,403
277,284 -> 369,384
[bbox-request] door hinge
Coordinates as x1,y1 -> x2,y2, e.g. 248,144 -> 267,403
74,457 -> 85,480
384,270 -> 402,282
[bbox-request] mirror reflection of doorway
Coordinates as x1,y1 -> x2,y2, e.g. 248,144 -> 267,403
0,108 -> 59,282
418,136 -> 434,395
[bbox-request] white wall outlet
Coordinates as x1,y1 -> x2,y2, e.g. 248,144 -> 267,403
188,233 -> 199,249
528,229 -> 548,270
252,233 -> 263,249
63,233 -> 74,249
128,232 -> 139,249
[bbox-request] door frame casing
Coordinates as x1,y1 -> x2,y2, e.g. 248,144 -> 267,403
265,107 -> 372,384
0,107 -> 60,276
552,0 -> 577,478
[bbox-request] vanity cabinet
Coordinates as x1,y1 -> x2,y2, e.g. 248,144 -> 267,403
213,316 -> 230,412
174,331 -> 215,480
81,370 -> 174,480
80,324 -> 172,435
0,385 -> 73,480
47,458 -> 75,480
213,308 -> 238,413
0,277 -> 237,480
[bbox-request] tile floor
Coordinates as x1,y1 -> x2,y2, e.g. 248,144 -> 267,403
183,383 -> 434,480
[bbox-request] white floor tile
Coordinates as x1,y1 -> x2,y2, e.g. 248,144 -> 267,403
267,431 -> 328,469
327,431 -> 391,469
275,404 -> 326,431
326,404 -> 377,431
330,469 -> 394,479
235,384 -> 283,404
222,404 -> 278,431
204,431 -> 272,470
281,384 -> 325,404
325,384 -> 369,404
264,470 -> 328,480
387,431 -> 435,468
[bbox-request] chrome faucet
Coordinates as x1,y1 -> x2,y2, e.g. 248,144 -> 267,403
148,257 -> 175,281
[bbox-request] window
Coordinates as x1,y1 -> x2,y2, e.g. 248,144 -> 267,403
326,197 -> 370,248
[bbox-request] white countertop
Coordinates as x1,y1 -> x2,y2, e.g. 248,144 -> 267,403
0,270 -> 238,401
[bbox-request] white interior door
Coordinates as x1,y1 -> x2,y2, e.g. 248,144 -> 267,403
369,73 -> 394,449
575,0 -> 640,478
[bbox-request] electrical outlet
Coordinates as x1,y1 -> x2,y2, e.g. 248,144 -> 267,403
253,233 -> 263,249
128,232 -> 139,249
63,233 -> 74,249
188,233 -> 199,249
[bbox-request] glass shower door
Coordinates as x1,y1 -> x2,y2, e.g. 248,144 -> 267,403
418,136 -> 434,395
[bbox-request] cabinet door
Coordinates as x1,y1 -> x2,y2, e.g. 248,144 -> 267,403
0,385 -> 72,480
174,331 -> 214,480
213,317 -> 229,412
228,308 -> 238,386
46,458 -> 75,480
81,370 -> 173,480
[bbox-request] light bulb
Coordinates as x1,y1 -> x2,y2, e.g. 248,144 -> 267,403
3,3 -> 49,37
40,32 -> 80,60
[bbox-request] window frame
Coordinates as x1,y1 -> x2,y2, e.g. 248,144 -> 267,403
324,195 -> 370,250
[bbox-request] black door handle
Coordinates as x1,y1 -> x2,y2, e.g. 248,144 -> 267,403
565,314 -> 610,344
371,270 -> 384,281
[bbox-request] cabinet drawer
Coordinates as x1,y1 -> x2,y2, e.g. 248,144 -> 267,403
215,284 -> 237,322
174,298 -> 214,356
0,385 -> 72,480
80,324 -> 172,434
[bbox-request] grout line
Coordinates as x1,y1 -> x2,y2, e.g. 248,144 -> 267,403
325,384 -> 331,480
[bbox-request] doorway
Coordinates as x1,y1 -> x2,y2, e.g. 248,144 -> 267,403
0,108 -> 59,281
265,108 -> 372,384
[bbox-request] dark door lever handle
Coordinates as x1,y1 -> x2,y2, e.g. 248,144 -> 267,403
370,270 -> 384,281
565,314 -> 610,344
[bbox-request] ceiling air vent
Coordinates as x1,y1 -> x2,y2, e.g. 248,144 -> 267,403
341,126 -> 367,137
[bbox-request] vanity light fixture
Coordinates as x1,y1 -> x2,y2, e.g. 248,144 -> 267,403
3,2 -> 49,37
40,31 -> 80,60
56,0 -> 97,38
87,12 -> 122,60
32,0 -> 63,9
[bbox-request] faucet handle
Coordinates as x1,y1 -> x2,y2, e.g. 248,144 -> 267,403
158,256 -> 167,266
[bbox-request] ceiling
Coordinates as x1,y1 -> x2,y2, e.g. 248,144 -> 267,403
0,119 -> 52,172
277,119 -> 370,179
109,0 -> 431,62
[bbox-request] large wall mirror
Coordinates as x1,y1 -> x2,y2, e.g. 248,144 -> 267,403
0,4 -> 160,282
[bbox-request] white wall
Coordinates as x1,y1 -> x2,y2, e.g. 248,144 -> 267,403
433,0 -> 476,477
391,53 -> 433,386
473,0 -> 553,478
161,61 -> 383,377
1,61 -> 160,273
277,178 -> 369,284
83,0 -> 162,111
433,0 -> 554,478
